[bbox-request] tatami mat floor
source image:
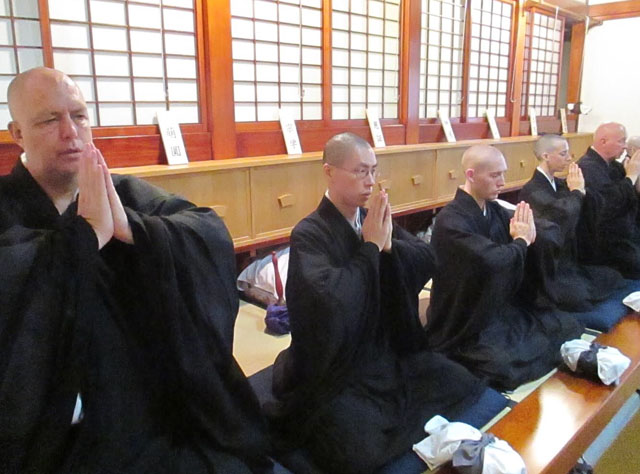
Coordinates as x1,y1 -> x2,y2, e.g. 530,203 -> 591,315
233,300 -> 291,377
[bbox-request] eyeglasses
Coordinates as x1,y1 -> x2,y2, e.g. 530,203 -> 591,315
333,165 -> 380,180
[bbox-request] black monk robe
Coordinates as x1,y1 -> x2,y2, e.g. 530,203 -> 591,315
0,162 -> 271,474
267,196 -> 486,474
426,189 -> 583,392
578,147 -> 640,278
519,170 -> 623,311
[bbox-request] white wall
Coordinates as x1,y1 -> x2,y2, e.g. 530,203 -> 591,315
578,16 -> 640,136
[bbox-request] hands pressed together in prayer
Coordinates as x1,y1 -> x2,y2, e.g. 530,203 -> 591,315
362,190 -> 393,253
566,163 -> 585,194
77,143 -> 134,249
510,201 -> 536,246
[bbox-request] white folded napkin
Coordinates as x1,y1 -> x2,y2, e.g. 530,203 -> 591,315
561,339 -> 630,385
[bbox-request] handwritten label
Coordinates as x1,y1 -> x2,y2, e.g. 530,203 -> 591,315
157,111 -> 189,165
366,108 -> 386,148
529,107 -> 538,136
279,110 -> 303,155
438,109 -> 456,143
486,108 -> 500,140
560,108 -> 568,134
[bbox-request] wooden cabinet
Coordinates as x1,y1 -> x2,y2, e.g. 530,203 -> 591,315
114,133 -> 593,249
249,161 -> 326,241
142,169 -> 252,245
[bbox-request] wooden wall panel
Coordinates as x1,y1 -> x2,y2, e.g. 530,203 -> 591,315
434,148 -> 466,199
495,141 -> 537,183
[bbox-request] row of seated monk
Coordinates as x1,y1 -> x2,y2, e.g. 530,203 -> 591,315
1,67 -> 639,474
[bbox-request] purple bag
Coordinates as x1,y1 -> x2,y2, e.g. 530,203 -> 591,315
264,251 -> 290,335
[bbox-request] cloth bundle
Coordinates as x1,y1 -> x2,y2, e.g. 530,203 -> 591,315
413,415 -> 526,474
622,291 -> 640,312
560,339 -> 630,385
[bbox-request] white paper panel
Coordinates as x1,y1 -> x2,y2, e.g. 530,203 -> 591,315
279,44 -> 299,64
53,50 -> 92,75
255,62 -> 278,82
162,0 -> 193,8
233,61 -> 255,81
350,103 -> 365,119
17,47 -> 43,70
256,102 -> 278,121
92,26 -> 128,51
280,83 -> 300,102
12,0 -> 39,19
255,21 -> 277,41
303,84 -> 321,102
48,0 -> 87,22
168,103 -> 198,123
279,3 -> 299,24
94,52 -> 130,76
14,19 -> 41,47
255,41 -> 278,62
279,63 -> 299,83
99,103 -> 133,126
72,75 -> 95,101
134,78 -> 165,101
256,82 -> 278,102
89,0 -> 126,26
302,103 -> 321,119
302,65 -> 321,84
96,77 -> 131,101
280,102 -> 300,120
168,79 -> 197,101
231,0 -> 253,18
0,0 -> 8,16
166,56 -> 196,79
254,0 -> 277,21
332,103 -> 349,119
332,85 -> 348,102
130,30 -> 162,53
132,55 -> 164,77
0,104 -> 11,129
163,8 -> 193,33
234,82 -> 255,102
235,103 -> 256,122
128,4 -> 161,29
0,19 -> 11,46
135,103 -> 164,124
165,32 -> 195,55
51,23 -> 89,49
232,17 -> 254,40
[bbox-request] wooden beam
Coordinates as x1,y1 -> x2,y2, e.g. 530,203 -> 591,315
399,0 -> 422,144
322,0 -> 333,124
37,0 -> 54,66
509,1 -> 528,136
589,0 -> 640,21
566,21 -> 586,106
202,0 -> 237,159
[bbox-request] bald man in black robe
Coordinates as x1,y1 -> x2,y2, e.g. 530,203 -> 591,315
426,145 -> 583,391
519,134 -> 623,311
268,133 -> 503,474
578,122 -> 640,278
1,68 -> 271,473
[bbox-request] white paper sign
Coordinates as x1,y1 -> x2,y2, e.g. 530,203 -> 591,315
438,109 -> 456,143
279,110 -> 303,155
529,107 -> 538,136
485,108 -> 501,139
560,108 -> 568,134
366,108 -> 386,148
156,111 -> 189,165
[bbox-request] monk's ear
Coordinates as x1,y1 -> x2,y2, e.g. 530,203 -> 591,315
322,162 -> 333,179
464,168 -> 474,182
8,121 -> 23,147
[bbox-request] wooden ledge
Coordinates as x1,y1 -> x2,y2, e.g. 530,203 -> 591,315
112,133 -> 591,178
441,313 -> 640,474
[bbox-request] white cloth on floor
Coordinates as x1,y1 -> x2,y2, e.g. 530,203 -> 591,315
412,415 -> 526,474
622,291 -> 640,312
237,247 -> 290,303
561,339 -> 630,385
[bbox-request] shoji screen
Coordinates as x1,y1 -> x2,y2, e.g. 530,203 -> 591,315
331,0 -> 401,120
467,0 -> 512,118
521,10 -> 563,117
419,0 -> 465,119
48,0 -> 199,126
0,0 -> 44,129
231,0 -> 323,122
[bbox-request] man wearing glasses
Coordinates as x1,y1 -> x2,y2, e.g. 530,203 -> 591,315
267,132 -> 506,474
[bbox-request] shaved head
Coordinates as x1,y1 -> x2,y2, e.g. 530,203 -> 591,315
323,132 -> 372,167
6,67 -> 91,188
8,67 -> 83,123
461,144 -> 504,172
461,145 -> 507,207
628,136 -> 640,156
534,134 -> 568,160
593,122 -> 627,161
